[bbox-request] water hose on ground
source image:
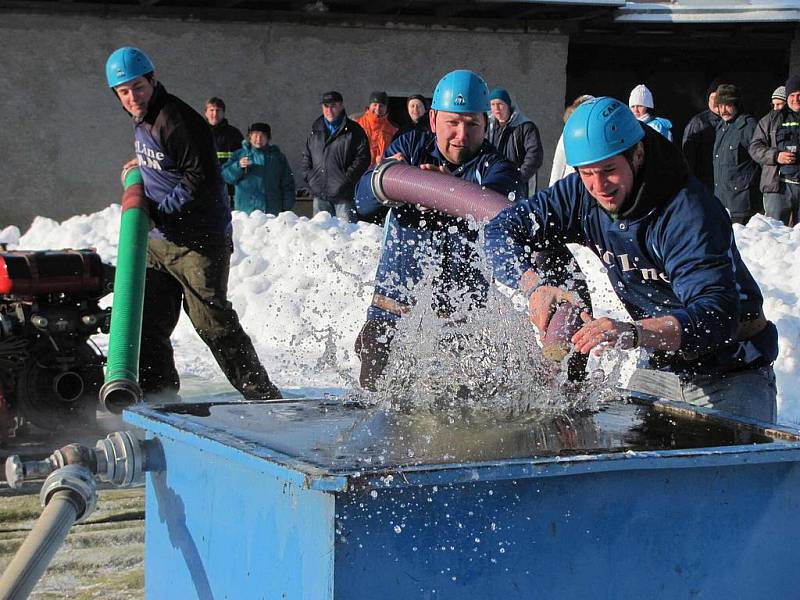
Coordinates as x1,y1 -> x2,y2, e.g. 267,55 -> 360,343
370,159 -> 582,360
99,166 -> 149,413
0,465 -> 97,600
0,432 -> 156,599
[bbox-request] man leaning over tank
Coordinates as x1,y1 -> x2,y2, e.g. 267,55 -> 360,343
352,70 -> 519,391
106,47 -> 281,400
485,97 -> 778,422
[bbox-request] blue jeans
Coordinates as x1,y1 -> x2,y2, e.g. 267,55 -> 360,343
628,366 -> 777,423
313,197 -> 357,223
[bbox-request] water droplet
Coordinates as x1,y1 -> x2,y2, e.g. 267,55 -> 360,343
394,525 -> 402,534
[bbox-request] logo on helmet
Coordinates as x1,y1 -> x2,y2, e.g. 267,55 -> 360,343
602,102 -> 621,118
455,94 -> 465,106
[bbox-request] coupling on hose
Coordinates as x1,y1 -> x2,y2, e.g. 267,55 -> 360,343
40,465 -> 98,523
370,158 -> 405,208
99,377 -> 142,414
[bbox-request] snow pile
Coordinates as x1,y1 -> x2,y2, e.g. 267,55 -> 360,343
8,208 -> 800,424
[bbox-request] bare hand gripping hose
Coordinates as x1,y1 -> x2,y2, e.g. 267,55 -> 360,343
371,159 -> 581,359
99,166 -> 149,413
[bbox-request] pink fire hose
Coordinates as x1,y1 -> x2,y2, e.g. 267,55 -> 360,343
370,159 -> 583,360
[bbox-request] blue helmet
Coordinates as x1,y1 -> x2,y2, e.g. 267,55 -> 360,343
563,96 -> 645,167
431,70 -> 490,113
106,47 -> 155,88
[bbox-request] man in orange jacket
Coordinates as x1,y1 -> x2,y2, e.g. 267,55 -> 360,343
355,91 -> 398,167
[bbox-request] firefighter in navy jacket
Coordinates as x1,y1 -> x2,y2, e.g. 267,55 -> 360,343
106,47 -> 281,400
353,70 -> 519,390
485,96 -> 778,421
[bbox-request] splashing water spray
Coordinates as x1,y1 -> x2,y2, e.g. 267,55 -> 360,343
351,159 -> 621,419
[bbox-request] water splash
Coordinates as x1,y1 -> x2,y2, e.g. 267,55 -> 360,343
349,226 -> 620,420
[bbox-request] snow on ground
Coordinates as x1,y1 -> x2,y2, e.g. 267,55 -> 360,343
2,209 -> 799,424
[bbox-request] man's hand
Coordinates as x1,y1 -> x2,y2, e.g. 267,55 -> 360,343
120,158 -> 139,186
571,314 -> 637,356
239,156 -> 252,169
419,163 -> 451,175
528,285 -> 583,332
777,151 -> 797,165
381,152 -> 406,164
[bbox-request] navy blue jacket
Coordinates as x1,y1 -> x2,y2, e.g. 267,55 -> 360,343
356,130 -> 518,321
133,83 -> 231,250
485,126 -> 777,378
713,113 -> 761,220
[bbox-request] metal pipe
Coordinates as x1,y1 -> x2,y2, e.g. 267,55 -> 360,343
99,166 -> 149,413
0,466 -> 96,600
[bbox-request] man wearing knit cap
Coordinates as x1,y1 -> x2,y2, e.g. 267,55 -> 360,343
682,81 -> 722,193
713,84 -> 760,224
750,75 -> 800,225
628,84 -> 673,141
487,86 -> 543,196
355,91 -> 398,167
771,86 -> 786,112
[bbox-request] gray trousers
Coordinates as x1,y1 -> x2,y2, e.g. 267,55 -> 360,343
313,197 -> 357,223
763,182 -> 800,226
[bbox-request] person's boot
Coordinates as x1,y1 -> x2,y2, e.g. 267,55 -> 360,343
354,319 -> 396,391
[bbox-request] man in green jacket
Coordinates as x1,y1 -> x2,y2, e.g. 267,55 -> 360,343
222,122 -> 296,215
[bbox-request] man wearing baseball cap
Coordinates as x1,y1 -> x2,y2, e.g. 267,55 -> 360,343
487,96 -> 778,421
301,91 -> 370,222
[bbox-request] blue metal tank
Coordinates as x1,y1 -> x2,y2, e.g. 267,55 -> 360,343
125,398 -> 800,599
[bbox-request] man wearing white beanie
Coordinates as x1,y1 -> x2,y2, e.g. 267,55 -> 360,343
629,84 -> 673,141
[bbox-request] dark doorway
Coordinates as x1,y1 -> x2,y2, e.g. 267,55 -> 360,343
565,27 -> 793,144
388,95 -> 432,131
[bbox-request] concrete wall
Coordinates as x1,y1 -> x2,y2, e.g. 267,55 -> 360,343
0,12 -> 568,231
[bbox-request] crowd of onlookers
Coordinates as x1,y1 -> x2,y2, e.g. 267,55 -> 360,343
206,76 -> 800,228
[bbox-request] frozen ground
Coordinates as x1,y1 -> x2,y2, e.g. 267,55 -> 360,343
1,208 -> 798,424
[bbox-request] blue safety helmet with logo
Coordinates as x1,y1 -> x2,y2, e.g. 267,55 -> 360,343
564,96 -> 645,167
106,47 -> 155,88
431,70 -> 490,114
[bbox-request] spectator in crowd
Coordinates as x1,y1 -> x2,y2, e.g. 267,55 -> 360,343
301,91 -> 370,222
356,91 -> 398,167
105,47 -> 281,400
549,94 -> 594,186
221,122 -> 295,215
205,97 -> 243,203
771,86 -> 786,112
392,94 -> 431,140
750,76 -> 800,226
713,84 -> 761,224
487,87 -> 544,196
629,84 -> 673,141
353,70 -> 519,390
485,96 -> 778,422
682,82 -> 722,194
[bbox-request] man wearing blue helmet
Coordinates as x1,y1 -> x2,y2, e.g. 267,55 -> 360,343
353,69 -> 519,390
106,47 -> 281,400
485,96 -> 779,421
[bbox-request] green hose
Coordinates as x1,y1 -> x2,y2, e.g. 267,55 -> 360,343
99,166 -> 149,413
